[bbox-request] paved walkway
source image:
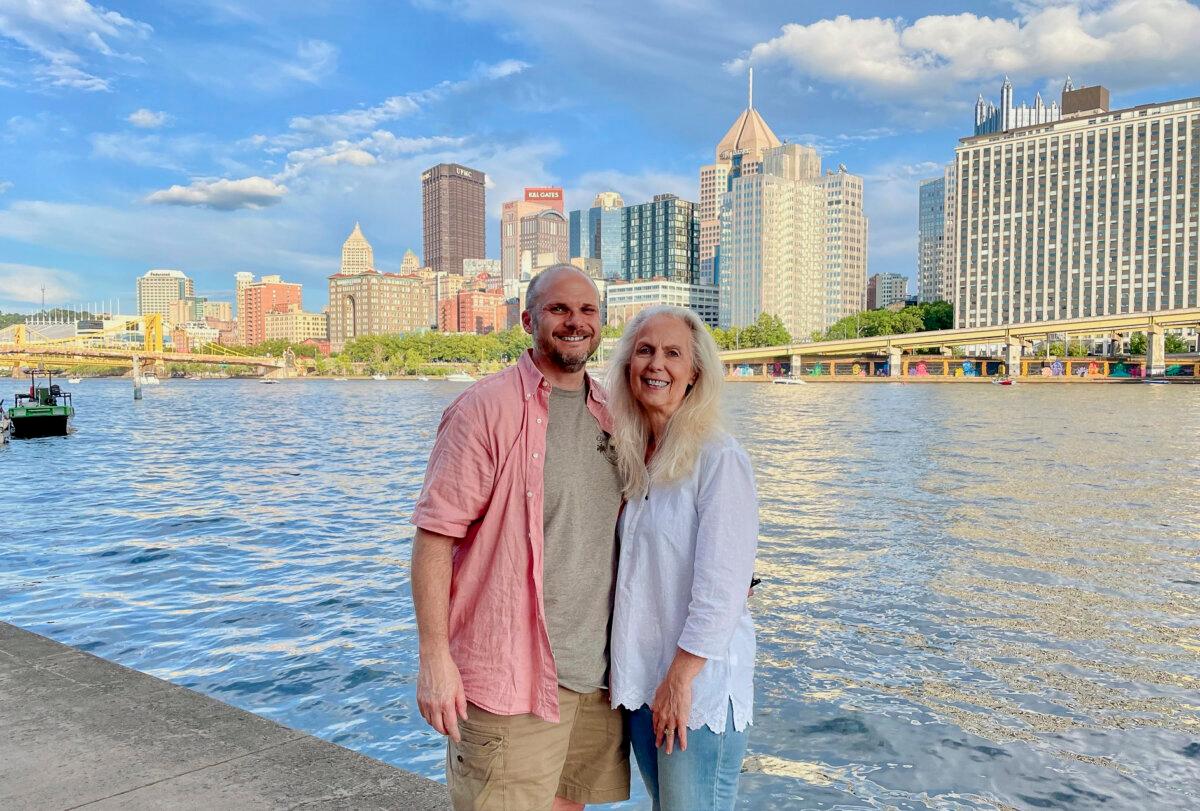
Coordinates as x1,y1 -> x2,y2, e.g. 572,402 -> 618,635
0,622 -> 449,810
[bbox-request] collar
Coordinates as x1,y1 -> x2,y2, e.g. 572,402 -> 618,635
517,349 -> 608,406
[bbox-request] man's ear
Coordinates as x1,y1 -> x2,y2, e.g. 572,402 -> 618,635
521,310 -> 533,335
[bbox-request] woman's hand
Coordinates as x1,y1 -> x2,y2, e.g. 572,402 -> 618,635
651,648 -> 706,754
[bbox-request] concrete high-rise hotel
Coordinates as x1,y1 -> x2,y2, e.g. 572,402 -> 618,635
954,79 -> 1200,327
422,163 -> 486,275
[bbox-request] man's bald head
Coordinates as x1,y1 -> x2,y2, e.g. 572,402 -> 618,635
524,264 -> 599,320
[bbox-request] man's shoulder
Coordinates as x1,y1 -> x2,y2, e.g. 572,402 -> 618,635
444,365 -> 524,422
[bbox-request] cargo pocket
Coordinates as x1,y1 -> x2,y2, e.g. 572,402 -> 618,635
448,726 -> 505,810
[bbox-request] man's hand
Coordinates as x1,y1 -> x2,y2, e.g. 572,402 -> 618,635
417,647 -> 468,742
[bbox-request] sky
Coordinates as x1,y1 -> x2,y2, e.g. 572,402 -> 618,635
1,0 -> 1200,313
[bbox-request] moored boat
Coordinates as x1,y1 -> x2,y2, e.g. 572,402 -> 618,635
772,376 -> 807,385
446,371 -> 475,382
371,373 -> 388,381
6,371 -> 74,439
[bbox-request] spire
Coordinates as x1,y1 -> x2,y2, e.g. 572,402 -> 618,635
1063,75 -> 1074,93
748,67 -> 753,109
1002,74 -> 1012,87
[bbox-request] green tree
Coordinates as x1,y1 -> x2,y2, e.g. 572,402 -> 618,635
1165,333 -> 1190,353
1128,333 -> 1147,354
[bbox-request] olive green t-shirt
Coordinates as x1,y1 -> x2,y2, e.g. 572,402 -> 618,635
541,382 -> 624,692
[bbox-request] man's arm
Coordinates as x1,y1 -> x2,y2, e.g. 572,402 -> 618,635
412,527 -> 467,742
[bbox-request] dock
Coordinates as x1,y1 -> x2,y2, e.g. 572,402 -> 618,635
0,622 -> 449,810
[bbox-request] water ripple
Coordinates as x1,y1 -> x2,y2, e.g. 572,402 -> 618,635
3,378 -> 1198,809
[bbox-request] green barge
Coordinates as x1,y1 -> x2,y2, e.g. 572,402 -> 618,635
5,371 -> 74,439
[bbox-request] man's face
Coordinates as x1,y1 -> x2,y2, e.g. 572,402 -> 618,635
522,271 -> 602,374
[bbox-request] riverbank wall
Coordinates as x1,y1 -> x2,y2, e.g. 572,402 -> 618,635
0,622 -> 448,809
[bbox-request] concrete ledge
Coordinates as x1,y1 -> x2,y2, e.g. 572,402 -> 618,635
0,621 -> 449,810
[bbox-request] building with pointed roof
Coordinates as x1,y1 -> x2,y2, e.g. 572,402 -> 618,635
340,222 -> 374,275
400,248 -> 421,274
974,76 -> 1061,135
699,69 -> 783,286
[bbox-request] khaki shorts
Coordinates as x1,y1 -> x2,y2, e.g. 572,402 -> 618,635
446,687 -> 629,811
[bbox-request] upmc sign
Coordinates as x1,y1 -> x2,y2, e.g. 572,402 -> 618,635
525,187 -> 564,211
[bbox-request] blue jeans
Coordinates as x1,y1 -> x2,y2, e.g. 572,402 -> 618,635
627,703 -> 748,811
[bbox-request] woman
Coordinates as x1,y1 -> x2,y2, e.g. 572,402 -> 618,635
606,306 -> 759,811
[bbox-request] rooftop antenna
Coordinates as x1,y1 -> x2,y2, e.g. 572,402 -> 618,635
748,67 -> 754,109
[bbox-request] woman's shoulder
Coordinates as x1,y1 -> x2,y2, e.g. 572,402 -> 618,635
698,431 -> 752,468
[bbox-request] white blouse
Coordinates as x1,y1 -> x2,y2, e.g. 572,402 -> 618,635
610,431 -> 759,733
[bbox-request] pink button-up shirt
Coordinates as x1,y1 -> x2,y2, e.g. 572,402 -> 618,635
411,350 -> 613,722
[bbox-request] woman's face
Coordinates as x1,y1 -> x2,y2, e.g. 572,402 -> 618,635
628,314 -> 697,421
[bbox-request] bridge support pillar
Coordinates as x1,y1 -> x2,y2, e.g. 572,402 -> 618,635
790,355 -> 803,377
887,347 -> 902,378
1146,325 -> 1166,377
1005,342 -> 1022,377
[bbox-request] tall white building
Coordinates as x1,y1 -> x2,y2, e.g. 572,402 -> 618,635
699,70 -> 782,286
867,273 -> 908,310
954,85 -> 1200,327
234,271 -> 254,343
918,163 -> 958,304
719,143 -> 826,340
340,222 -> 374,275
136,269 -> 193,325
821,167 -> 868,322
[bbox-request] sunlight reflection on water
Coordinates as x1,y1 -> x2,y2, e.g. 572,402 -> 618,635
4,378 -> 1198,809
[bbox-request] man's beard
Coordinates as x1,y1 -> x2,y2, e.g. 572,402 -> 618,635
536,326 -> 596,373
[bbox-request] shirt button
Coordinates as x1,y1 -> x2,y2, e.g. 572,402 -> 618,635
525,393 -> 531,399
526,491 -> 533,498
536,418 -> 543,424
532,452 -> 539,459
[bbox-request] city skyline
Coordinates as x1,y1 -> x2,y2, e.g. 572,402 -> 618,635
2,1 -> 1200,313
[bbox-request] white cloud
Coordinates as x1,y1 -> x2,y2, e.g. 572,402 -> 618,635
127,108 -> 169,128
275,132 -> 467,181
285,59 -> 530,141
565,169 -> 697,210
733,0 -> 1200,110
144,177 -> 288,211
0,0 -> 152,92
254,38 -> 338,89
0,180 -> 11,195
0,262 -> 81,305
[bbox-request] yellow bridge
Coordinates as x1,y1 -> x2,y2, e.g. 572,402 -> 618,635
719,307 -> 1200,380
0,316 -> 289,376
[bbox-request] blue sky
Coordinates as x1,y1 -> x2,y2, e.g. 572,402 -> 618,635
2,0 -> 1199,313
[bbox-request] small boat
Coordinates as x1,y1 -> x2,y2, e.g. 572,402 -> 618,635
6,370 -> 74,438
260,378 -> 278,385
417,376 -> 430,382
67,377 -> 82,384
992,378 -> 1016,386
334,377 -> 348,382
371,373 -> 388,381
772,376 -> 807,385
446,372 -> 475,383
1144,378 -> 1169,385
138,374 -> 161,386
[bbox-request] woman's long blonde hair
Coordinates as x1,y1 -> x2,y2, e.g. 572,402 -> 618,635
604,306 -> 724,499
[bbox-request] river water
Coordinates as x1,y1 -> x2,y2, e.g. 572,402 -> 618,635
3,378 -> 1198,809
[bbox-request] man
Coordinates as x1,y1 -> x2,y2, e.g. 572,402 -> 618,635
411,265 -> 628,811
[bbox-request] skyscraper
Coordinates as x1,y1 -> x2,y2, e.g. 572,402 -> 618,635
400,248 -> 421,274
918,169 -> 956,303
501,188 -> 564,281
621,194 -> 699,284
340,222 -> 374,275
699,69 -> 782,286
137,269 -> 194,325
569,192 -> 626,280
234,271 -> 254,343
422,163 -> 486,275
954,83 -> 1198,327
719,144 -> 826,339
821,166 -> 869,322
